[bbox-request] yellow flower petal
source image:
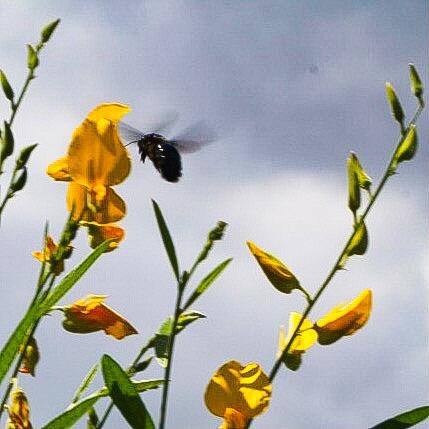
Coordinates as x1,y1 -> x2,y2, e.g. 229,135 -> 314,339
86,103 -> 131,123
62,294 -> 138,340
85,223 -> 125,251
46,156 -> 72,181
67,113 -> 131,188
67,182 -> 126,224
247,241 -> 300,294
282,313 -> 318,355
205,361 -> 271,425
315,289 -> 372,345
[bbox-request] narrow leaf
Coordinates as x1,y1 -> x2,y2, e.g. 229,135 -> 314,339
0,240 -> 110,384
71,364 -> 99,403
183,258 -> 232,310
101,354 -> 155,429
42,395 -> 100,429
152,199 -> 180,282
370,405 -> 429,429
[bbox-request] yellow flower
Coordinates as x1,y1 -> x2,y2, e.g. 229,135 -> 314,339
84,222 -> 125,251
278,313 -> 318,371
6,385 -> 32,429
205,361 -> 271,429
62,294 -> 138,340
32,235 -> 71,275
47,103 -> 131,224
246,241 -> 301,294
315,289 -> 372,345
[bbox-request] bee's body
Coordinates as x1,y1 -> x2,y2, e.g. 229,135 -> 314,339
119,118 -> 215,183
137,133 -> 182,182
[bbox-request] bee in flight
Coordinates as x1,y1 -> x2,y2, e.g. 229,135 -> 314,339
119,115 -> 215,182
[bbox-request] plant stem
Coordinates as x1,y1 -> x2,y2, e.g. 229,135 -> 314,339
244,104 -> 424,429
158,283 -> 185,429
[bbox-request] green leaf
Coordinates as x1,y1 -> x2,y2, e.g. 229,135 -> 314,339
154,312 -> 205,367
42,395 -> 100,429
71,364 -> 99,403
183,258 -> 232,310
369,405 -> 429,429
152,199 -> 180,282
101,354 -> 155,429
0,240 -> 110,384
133,379 -> 164,392
41,18 -> 61,43
0,304 -> 41,384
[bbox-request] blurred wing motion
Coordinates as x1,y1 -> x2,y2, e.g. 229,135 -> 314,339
118,116 -> 216,183
118,111 -> 179,145
170,120 -> 217,153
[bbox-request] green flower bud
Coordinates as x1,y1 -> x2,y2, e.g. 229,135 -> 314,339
350,152 -> 372,191
385,82 -> 405,126
408,64 -> 423,100
0,69 -> 14,101
41,18 -> 60,44
27,45 -> 39,70
1,121 -> 14,162
346,221 -> 368,257
16,143 -> 38,169
10,166 -> 27,193
347,154 -> 360,215
393,125 -> 418,167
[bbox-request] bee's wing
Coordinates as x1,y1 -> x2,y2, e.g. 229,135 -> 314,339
170,120 -> 217,154
119,112 -> 179,145
118,122 -> 145,144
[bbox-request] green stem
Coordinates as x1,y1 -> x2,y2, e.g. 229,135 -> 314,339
158,283 -> 185,429
244,104 -> 424,429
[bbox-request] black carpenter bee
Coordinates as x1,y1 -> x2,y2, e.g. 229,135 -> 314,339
119,115 -> 215,182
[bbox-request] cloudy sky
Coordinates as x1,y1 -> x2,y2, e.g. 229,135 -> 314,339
0,1 -> 427,428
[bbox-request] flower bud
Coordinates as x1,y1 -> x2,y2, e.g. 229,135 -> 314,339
0,69 -> 14,101
26,45 -> 39,71
41,19 -> 60,43
350,152 -> 371,191
393,125 -> 418,166
10,167 -> 27,193
1,121 -> 14,162
6,385 -> 32,429
385,82 -> 405,126
16,144 -> 38,169
347,154 -> 360,215
19,337 -> 40,376
408,63 -> 423,100
345,221 -> 368,257
247,241 -> 301,294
